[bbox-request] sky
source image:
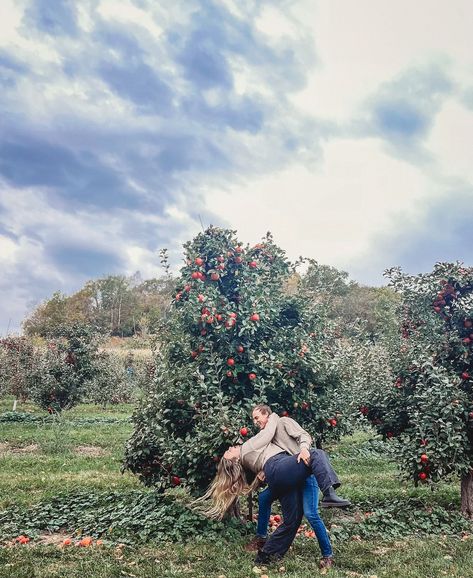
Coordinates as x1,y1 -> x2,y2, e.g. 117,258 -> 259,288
1,0 -> 473,333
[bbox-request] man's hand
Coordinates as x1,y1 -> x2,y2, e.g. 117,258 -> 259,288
257,471 -> 266,482
297,447 -> 311,466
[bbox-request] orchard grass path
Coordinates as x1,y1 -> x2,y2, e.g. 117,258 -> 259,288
1,400 -> 472,578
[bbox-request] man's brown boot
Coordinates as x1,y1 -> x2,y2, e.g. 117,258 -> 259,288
319,557 -> 334,569
244,536 -> 267,552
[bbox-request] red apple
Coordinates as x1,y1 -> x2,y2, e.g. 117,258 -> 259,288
195,257 -> 204,266
386,432 -> 393,439
191,272 -> 200,279
419,472 -> 427,480
240,427 -> 248,436
229,312 -> 237,318
250,313 -> 260,322
171,476 -> 181,486
236,345 -> 244,353
226,371 -> 233,378
280,410 -> 289,417
184,285 -> 191,292
235,246 -> 243,253
248,372 -> 256,380
217,255 -> 225,263
235,256 -> 243,264
420,454 -> 428,463
249,261 -> 257,268
211,272 -> 220,281
227,358 -> 235,366
198,294 -> 205,303
462,372 -> 470,380
216,314 -> 222,322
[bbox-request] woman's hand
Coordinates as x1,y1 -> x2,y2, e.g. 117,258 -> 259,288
257,471 -> 266,482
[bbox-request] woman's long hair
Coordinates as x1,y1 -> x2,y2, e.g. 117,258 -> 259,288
193,458 -> 260,520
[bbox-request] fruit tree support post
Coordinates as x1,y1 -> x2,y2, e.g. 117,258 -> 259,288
461,471 -> 473,519
247,493 -> 253,522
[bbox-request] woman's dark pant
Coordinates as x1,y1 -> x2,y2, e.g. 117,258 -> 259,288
260,450 -> 339,557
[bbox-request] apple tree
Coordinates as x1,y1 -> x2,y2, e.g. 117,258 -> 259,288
362,263 -> 473,518
123,227 -> 346,493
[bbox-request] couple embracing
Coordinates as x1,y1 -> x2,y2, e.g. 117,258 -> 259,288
201,404 -> 351,569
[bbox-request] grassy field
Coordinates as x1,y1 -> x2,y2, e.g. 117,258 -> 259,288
1,399 -> 472,578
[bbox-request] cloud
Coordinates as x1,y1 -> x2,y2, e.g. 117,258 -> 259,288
356,64 -> 454,160
22,0 -> 78,37
349,188 -> 473,284
0,0 -> 472,333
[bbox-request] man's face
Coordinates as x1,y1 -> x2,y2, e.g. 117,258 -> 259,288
252,409 -> 270,430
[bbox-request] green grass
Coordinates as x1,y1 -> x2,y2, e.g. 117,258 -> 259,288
1,538 -> 473,578
0,397 -> 133,419
1,401 -> 472,578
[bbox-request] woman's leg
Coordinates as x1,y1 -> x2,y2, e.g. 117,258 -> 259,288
257,454 -> 307,561
302,476 -> 333,558
256,487 -> 273,538
263,453 -> 309,496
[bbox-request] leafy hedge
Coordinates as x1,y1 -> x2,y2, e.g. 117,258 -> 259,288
1,489 -> 470,545
327,497 -> 472,541
0,412 -> 129,425
0,490 -> 250,543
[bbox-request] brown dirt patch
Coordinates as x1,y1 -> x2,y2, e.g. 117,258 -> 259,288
37,532 -> 72,546
74,445 -> 107,457
0,442 -> 40,455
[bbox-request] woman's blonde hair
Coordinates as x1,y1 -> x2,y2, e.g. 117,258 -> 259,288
194,457 -> 260,520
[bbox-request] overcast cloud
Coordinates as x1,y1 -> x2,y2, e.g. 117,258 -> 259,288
1,0 -> 472,332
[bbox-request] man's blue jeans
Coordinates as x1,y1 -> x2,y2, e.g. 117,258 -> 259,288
256,475 -> 333,558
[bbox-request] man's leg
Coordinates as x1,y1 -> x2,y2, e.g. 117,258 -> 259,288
255,488 -> 303,563
309,449 -> 351,508
302,476 -> 333,560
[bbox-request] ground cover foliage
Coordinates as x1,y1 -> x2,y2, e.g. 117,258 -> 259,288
1,403 -> 472,577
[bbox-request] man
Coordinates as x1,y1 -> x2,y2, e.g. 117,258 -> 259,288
246,404 -> 350,555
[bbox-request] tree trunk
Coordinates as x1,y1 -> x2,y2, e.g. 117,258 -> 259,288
247,492 -> 253,522
461,471 -> 473,519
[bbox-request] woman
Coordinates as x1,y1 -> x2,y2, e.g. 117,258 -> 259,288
199,413 -> 334,568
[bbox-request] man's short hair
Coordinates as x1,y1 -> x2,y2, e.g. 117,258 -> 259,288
253,404 -> 272,415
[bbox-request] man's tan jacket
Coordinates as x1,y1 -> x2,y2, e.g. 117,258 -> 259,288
240,413 -> 312,473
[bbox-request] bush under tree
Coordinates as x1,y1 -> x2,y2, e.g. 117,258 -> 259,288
124,227 -> 347,494
362,263 -> 473,518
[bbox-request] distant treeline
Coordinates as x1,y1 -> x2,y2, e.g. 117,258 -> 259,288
23,263 -> 399,340
23,273 -> 175,338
